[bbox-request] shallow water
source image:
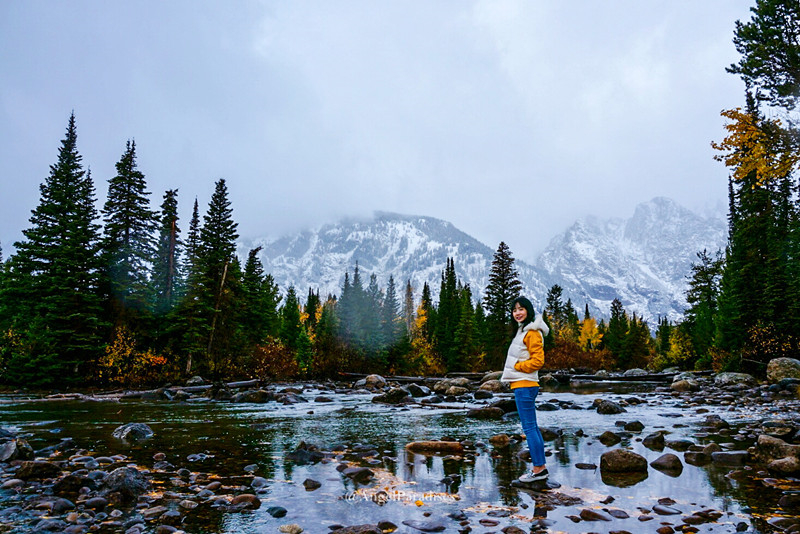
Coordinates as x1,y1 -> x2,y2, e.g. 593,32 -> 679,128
0,383 -> 787,533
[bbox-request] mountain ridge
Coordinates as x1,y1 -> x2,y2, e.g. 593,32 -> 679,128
240,197 -> 726,324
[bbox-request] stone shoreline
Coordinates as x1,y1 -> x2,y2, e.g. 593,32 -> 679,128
1,363 -> 799,533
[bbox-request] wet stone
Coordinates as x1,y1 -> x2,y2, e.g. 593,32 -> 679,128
267,506 -> 287,518
579,509 -> 612,521
653,504 -> 682,515
230,494 -> 261,509
402,519 -> 447,532
303,478 -> 321,490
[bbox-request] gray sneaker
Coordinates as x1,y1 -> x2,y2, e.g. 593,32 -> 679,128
518,468 -> 548,483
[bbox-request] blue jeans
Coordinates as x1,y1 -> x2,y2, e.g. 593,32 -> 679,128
513,386 -> 546,467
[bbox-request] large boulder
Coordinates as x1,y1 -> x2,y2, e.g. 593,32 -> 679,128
767,358 -> 800,384
755,434 -> 800,464
481,371 -> 503,383
372,387 -> 412,404
101,467 -> 150,503
671,379 -> 699,392
364,374 -> 386,389
478,380 -> 506,393
714,372 -> 757,387
15,461 -> 62,480
0,439 -> 35,462
600,449 -> 648,473
112,423 -> 154,442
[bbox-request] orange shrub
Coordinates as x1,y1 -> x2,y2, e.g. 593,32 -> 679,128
543,339 -> 614,372
251,339 -> 299,380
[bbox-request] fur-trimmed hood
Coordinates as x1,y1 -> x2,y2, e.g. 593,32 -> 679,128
519,314 -> 549,337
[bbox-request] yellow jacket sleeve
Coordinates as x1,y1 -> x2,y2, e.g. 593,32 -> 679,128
514,330 -> 545,373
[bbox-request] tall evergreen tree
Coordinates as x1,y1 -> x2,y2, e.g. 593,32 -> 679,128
198,179 -> 241,375
601,298 -> 628,368
484,242 -> 523,369
728,0 -> 800,112
152,189 -> 182,316
402,280 -> 415,336
280,286 -> 303,354
101,140 -> 157,321
172,199 -> 205,374
684,249 -> 723,361
2,114 -> 105,385
435,258 -> 460,370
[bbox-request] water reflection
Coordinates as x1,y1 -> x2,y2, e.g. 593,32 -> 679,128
0,385 -> 779,533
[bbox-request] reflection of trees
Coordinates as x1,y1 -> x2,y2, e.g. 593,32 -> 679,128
703,463 -> 784,517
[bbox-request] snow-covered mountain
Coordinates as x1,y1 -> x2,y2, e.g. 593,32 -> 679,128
535,197 -> 727,322
241,197 -> 727,324
240,212 -> 547,305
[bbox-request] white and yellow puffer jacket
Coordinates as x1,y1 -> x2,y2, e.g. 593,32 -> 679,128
499,315 -> 549,384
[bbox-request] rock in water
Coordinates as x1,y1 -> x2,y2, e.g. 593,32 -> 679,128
16,461 -> 62,480
401,520 -> 446,532
650,453 -> 683,476
112,423 -> 154,442
101,467 -> 150,503
596,400 -> 626,415
600,449 -> 648,473
0,439 -> 35,462
714,372 -> 756,387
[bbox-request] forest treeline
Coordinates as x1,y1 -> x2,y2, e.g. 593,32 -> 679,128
0,0 -> 798,387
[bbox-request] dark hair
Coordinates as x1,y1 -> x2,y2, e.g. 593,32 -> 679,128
511,296 -> 536,329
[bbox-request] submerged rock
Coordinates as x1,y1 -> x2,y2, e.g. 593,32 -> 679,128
112,423 -> 154,442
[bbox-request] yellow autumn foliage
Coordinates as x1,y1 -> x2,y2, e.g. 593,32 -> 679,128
98,326 -> 167,386
712,107 -> 799,186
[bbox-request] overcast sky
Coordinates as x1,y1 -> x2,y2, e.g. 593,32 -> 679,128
1,1 -> 752,262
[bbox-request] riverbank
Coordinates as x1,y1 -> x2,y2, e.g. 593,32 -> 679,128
1,368 -> 799,533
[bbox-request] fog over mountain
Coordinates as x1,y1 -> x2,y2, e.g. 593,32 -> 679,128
240,197 -> 727,324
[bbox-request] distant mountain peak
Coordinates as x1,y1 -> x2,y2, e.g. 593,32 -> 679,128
243,197 -> 726,323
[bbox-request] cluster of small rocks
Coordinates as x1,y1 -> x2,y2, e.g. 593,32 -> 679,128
0,421 -> 284,533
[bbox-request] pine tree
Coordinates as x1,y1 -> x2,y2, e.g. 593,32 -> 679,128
728,0 -> 800,112
435,258 -> 459,371
2,114 -> 105,385
684,249 -> 723,362
304,289 -> 321,334
101,140 -> 158,321
152,189 -> 182,316
402,280 -> 415,336
280,286 -> 303,354
483,242 -> 522,369
545,285 -> 565,337
601,298 -> 628,368
381,276 -> 401,348
172,199 -> 206,374
198,179 -> 241,376
241,247 -> 279,351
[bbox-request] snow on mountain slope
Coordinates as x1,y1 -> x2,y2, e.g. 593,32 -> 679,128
535,197 -> 727,322
240,212 -> 547,305
241,198 -> 727,324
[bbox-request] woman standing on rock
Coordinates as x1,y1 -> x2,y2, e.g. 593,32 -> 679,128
500,296 -> 550,483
